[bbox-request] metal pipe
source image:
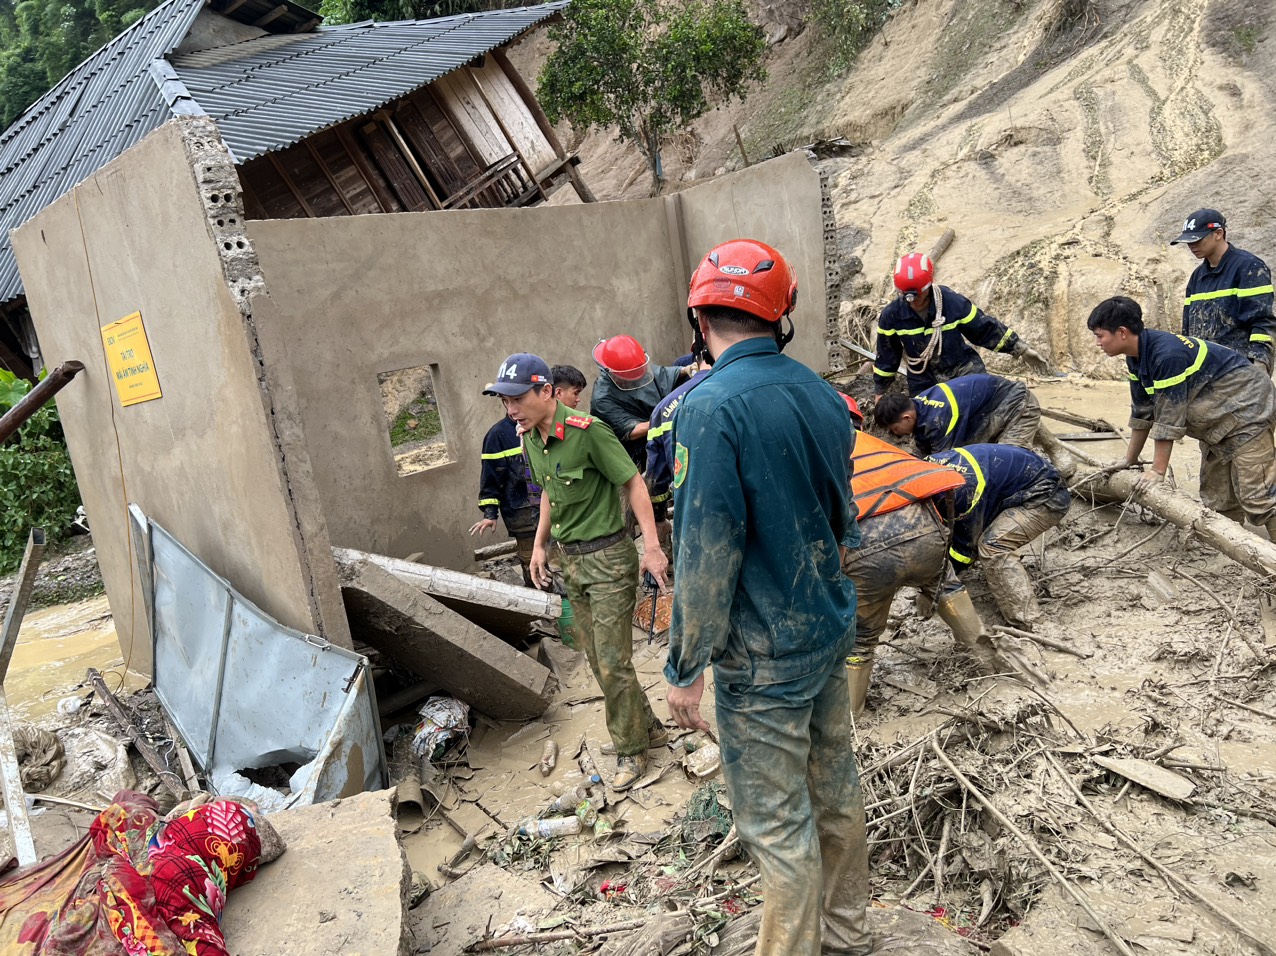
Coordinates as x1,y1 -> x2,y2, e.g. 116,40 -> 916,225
0,360 -> 85,444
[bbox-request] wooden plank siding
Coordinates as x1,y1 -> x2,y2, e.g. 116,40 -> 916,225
471,59 -> 557,175
433,72 -> 508,166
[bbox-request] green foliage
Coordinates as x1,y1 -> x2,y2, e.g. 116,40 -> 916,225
537,0 -> 766,192
0,0 -> 163,128
389,402 -> 441,446
809,0 -> 899,76
0,369 -> 81,573
318,0 -> 527,25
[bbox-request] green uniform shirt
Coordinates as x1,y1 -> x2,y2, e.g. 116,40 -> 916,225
525,401 -> 639,544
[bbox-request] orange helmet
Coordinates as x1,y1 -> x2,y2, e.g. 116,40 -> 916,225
687,239 -> 798,321
893,252 -> 934,301
841,393 -> 864,427
593,335 -> 652,390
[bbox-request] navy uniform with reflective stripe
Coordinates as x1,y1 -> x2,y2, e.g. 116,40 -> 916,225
874,286 -> 1021,395
646,369 -> 712,504
909,373 -> 1020,457
477,416 -> 540,531
926,444 -> 1064,567
1182,245 -> 1276,368
1126,330 -> 1276,456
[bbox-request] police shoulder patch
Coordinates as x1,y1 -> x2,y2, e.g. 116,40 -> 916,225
673,442 -> 689,489
565,415 -> 593,429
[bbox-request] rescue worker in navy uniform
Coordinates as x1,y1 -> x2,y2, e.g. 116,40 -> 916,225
871,373 -> 1041,457
1171,208 -> 1276,371
874,252 -> 1051,399
664,239 -> 872,956
926,444 -> 1071,630
589,335 -> 692,469
1088,296 -> 1276,534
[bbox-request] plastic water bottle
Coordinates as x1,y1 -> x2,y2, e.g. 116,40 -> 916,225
518,816 -> 582,838
547,787 -> 586,814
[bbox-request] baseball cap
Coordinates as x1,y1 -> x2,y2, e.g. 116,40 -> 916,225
482,353 -> 552,396
1171,209 -> 1226,245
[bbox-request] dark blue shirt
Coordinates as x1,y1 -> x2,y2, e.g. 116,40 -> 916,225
926,444 -> 1065,567
589,363 -> 684,468
1183,245 -> 1275,367
666,338 -> 859,689
646,369 -> 712,502
875,286 -> 1020,395
477,416 -> 540,529
910,373 -> 1021,456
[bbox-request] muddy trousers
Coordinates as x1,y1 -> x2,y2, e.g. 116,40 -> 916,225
561,539 -> 659,757
1199,432 -> 1276,534
976,388 -> 1041,449
976,486 -> 1070,628
505,505 -> 541,589
716,660 -> 871,956
840,503 -> 961,659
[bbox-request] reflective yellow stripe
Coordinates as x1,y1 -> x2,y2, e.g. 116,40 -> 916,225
478,498 -> 500,506
949,548 -> 973,565
649,421 -> 673,440
873,367 -> 897,377
953,447 -> 985,517
1251,334 -> 1274,343
937,382 -> 959,436
878,304 -> 978,337
1183,284 -> 1275,305
650,491 -> 672,503
995,328 -> 1014,350
1151,337 -> 1209,391
481,446 -> 525,460
1127,372 -> 1139,381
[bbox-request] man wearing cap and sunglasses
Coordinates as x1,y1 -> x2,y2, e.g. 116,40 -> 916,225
484,353 -> 670,791
1172,208 -> 1276,372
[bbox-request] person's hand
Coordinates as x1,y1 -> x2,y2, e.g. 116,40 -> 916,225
1133,470 -> 1166,492
1018,346 -> 1052,375
529,545 -> 552,590
640,544 -> 669,590
667,674 -> 711,732
468,518 -> 498,536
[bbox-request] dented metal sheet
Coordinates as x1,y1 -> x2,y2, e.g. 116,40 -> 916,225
139,509 -> 385,808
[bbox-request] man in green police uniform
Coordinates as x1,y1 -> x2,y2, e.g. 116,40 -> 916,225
484,353 -> 670,790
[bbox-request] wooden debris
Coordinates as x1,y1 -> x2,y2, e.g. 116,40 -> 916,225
1091,756 -> 1196,801
466,917 -> 649,951
992,624 -> 1092,659
87,668 -> 185,797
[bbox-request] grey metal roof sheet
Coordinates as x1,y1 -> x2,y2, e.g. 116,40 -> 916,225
173,2 -> 568,164
0,0 -> 561,309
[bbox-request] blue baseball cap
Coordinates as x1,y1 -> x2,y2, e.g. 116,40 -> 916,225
483,353 -> 553,396
1171,208 -> 1226,244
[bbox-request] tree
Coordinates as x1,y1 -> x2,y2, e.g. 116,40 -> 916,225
537,0 -> 766,194
318,0 -> 526,25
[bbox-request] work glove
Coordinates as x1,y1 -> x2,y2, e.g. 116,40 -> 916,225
1014,343 -> 1052,376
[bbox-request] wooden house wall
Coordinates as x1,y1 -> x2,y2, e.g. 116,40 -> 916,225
469,59 -> 558,175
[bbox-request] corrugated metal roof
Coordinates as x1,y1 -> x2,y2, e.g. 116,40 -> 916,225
173,2 -> 568,164
0,0 -> 564,308
0,0 -> 206,306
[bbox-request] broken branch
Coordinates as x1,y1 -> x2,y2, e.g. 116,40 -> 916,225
992,625 -> 1091,659
466,917 -> 649,951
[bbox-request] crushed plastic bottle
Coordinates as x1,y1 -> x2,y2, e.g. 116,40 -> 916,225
518,816 -> 582,838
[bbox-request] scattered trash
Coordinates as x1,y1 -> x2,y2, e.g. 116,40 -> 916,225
56,695 -> 84,716
546,787 -> 586,814
412,696 -> 471,764
517,815 -> 582,838
684,742 -> 721,779
540,739 -> 558,777
575,799 -> 598,827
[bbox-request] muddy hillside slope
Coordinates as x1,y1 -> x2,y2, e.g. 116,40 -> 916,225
528,0 -> 1274,375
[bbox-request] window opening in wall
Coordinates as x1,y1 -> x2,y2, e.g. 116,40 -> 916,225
378,364 -> 454,476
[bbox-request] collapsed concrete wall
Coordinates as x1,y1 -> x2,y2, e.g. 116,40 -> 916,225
11,118 -> 351,670
246,152 -> 832,569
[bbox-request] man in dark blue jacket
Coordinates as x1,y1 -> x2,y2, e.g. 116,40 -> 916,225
927,444 -> 1070,629
665,239 -> 870,956
874,252 -> 1050,397
1171,208 -> 1275,370
873,373 -> 1040,457
1088,295 -> 1276,534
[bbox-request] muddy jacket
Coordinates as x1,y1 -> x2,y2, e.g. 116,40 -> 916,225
874,286 -> 1021,395
1127,330 -> 1276,459
478,416 -> 540,533
589,364 -> 684,469
666,337 -> 859,689
1182,245 -> 1275,369
926,444 -> 1066,567
910,373 -> 1025,457
646,369 -> 712,504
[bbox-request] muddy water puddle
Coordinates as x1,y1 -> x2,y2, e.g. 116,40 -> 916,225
5,595 -> 146,723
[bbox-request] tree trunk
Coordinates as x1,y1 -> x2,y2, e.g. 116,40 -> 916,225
1038,427 -> 1276,579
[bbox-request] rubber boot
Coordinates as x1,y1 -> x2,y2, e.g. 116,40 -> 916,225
936,589 -> 1001,674
845,655 -> 873,717
982,555 -> 1042,629
1265,516 -> 1276,543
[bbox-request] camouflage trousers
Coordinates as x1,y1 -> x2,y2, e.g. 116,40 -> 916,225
716,659 -> 871,956
1199,431 -> 1276,528
976,387 -> 1041,449
562,539 -> 659,757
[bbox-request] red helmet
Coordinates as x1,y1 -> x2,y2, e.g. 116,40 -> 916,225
841,393 -> 864,427
893,253 -> 934,301
687,239 -> 798,321
593,335 -> 652,390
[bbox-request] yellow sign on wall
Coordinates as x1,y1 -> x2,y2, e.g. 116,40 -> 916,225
101,312 -> 162,407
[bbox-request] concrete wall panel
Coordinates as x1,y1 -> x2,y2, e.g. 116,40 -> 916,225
246,198 -> 687,569
12,120 -> 344,671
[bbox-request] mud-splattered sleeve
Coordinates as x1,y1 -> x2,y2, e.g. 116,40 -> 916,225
873,306 -> 903,395
1127,358 -> 1154,432
665,405 -> 745,687
1237,258 -> 1276,368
